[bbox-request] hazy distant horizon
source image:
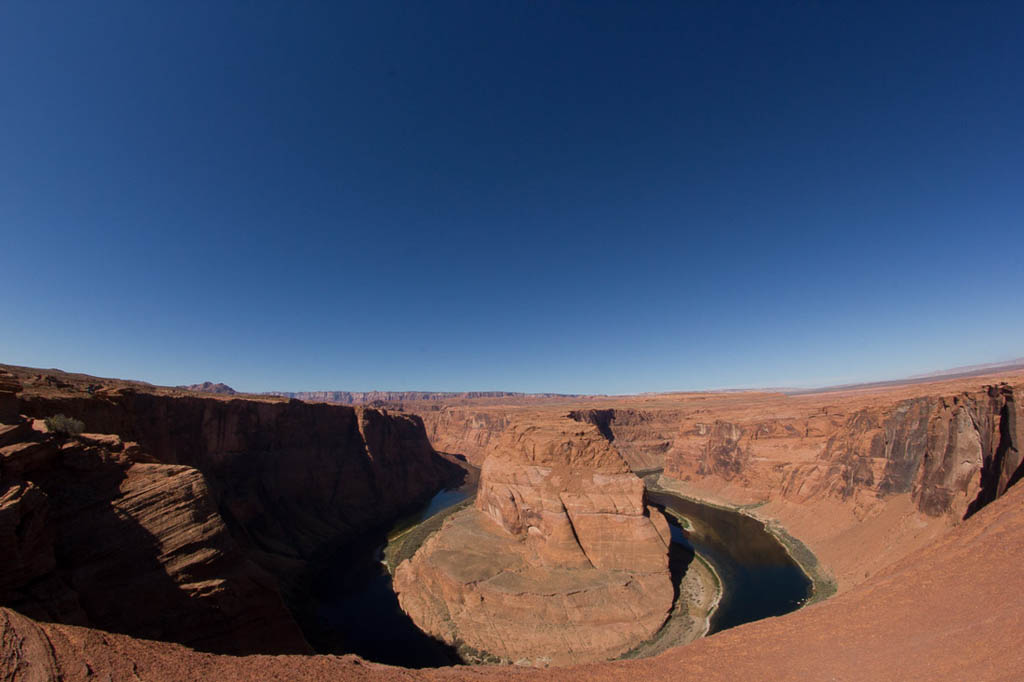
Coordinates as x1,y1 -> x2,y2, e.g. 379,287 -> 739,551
7,354 -> 1022,398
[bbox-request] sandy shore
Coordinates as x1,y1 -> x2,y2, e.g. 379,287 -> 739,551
619,545 -> 722,660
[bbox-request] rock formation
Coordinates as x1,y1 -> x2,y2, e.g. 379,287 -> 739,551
178,381 -> 237,394
662,384 -> 1023,520
1,366 -> 466,656
7,446 -> 1024,681
394,419 -> 672,665
411,403 -> 694,470
0,372 -> 307,654
14,386 -> 465,592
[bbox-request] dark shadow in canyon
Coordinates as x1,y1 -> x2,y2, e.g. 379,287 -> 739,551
292,484 -> 472,668
966,389 -> 1023,519
663,514 -> 697,606
6,453 -> 272,655
567,408 -> 617,442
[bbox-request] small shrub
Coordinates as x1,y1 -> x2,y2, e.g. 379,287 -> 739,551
45,414 -> 85,436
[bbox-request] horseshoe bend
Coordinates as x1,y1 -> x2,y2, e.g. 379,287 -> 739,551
3,362 -> 1024,680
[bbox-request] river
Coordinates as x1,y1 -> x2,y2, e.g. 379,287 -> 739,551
304,481 -> 812,667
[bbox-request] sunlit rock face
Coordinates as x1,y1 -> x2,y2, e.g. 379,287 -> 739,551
663,384 -> 1023,519
394,420 -> 672,666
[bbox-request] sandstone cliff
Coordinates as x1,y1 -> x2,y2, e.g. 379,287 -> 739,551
4,367 -> 466,655
386,377 -> 1024,594
394,419 -> 672,665
17,389 -> 464,585
410,404 -> 693,471
665,384 -> 1022,520
0,372 -> 307,654
8,448 -> 1024,681
396,381 -> 1022,525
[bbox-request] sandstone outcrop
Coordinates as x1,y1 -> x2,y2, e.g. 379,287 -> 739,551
0,375 -> 307,654
394,420 -> 672,665
14,387 -> 464,592
402,403 -> 700,471
392,378 -> 1022,528
391,377 -> 1024,590
664,383 -> 1022,520
2,365 -> 466,655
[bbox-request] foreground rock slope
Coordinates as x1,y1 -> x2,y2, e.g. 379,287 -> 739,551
394,420 -> 672,665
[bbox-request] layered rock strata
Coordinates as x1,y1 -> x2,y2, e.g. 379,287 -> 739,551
394,420 -> 672,665
378,376 -> 1024,594
392,379 -> 1023,527
0,372 -> 307,654
3,368 -> 465,655
664,384 -> 1022,520
15,388 -> 464,593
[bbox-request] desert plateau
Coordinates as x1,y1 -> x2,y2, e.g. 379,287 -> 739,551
4,362 -> 1024,680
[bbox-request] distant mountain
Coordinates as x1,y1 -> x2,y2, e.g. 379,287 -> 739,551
785,358 -> 1024,395
179,381 -> 237,395
907,358 -> 1024,379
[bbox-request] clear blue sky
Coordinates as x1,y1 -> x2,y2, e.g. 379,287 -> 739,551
2,1 -> 1022,393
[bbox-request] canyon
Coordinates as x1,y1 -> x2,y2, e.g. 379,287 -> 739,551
3,363 -> 1024,680
0,366 -> 464,655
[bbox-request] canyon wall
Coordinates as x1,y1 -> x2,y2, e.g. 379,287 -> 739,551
394,419 -> 673,665
412,405 -> 684,471
3,369 -> 465,655
17,389 -> 464,581
664,384 -> 1022,519
1,375 -> 307,654
6,367 -> 1024,679
8,476 -> 1024,681
396,382 -> 1023,524
395,378 -> 1023,591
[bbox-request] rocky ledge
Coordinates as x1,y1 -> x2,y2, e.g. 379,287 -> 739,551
394,419 -> 673,665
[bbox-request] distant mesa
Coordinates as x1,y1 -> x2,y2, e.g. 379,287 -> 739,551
179,381 -> 237,395
266,390 -> 579,405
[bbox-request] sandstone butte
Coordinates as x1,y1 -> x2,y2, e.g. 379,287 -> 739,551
2,362 -> 1024,680
394,420 -> 673,665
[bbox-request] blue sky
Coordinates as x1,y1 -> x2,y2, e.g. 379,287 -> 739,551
2,1 -> 1022,393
